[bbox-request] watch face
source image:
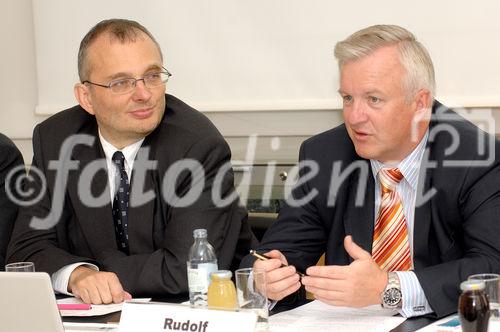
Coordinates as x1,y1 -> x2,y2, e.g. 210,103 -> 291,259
383,287 -> 402,307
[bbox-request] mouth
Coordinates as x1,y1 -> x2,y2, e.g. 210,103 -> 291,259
351,129 -> 371,141
129,107 -> 154,119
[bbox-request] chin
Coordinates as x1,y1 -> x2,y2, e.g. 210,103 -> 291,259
138,125 -> 157,137
139,115 -> 162,131
352,144 -> 374,159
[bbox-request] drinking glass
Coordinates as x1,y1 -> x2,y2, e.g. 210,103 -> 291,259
235,268 -> 268,331
5,262 -> 35,272
468,273 -> 500,318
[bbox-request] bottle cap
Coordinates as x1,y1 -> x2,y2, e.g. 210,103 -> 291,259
460,280 -> 486,291
193,229 -> 207,238
210,270 -> 232,279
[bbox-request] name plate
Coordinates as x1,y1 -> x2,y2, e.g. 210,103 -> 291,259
119,301 -> 257,332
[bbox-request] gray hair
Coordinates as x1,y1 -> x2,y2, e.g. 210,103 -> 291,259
77,19 -> 163,81
334,25 -> 435,101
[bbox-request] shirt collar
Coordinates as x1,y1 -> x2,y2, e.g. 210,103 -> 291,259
98,131 -> 145,171
370,130 -> 429,190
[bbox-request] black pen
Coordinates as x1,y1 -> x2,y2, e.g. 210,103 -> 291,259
250,250 -> 306,277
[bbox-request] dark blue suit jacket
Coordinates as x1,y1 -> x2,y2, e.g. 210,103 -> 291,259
242,101 -> 500,318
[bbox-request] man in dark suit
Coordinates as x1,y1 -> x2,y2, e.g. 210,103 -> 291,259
0,133 -> 24,270
7,19 -> 255,304
242,25 -> 500,318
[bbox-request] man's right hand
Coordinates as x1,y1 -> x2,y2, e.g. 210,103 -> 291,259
253,250 -> 301,301
68,266 -> 132,304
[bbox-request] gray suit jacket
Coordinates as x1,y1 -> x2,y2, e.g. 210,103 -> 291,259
7,94 -> 256,298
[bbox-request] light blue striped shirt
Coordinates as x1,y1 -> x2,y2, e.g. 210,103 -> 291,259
370,130 -> 434,317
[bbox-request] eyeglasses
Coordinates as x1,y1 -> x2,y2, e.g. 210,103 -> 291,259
82,68 -> 172,94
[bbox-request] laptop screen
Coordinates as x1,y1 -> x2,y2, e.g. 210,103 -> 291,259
0,272 -> 64,332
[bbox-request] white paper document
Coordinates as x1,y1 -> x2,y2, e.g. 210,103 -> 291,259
57,297 -> 150,317
63,322 -> 119,331
269,300 -> 406,332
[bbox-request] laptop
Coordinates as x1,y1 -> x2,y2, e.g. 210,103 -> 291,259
0,272 -> 64,332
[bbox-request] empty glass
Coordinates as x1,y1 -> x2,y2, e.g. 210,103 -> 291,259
468,273 -> 500,319
235,268 -> 268,331
5,262 -> 35,272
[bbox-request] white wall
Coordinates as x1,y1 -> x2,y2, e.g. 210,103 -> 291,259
33,0 -> 500,113
0,0 -> 47,161
2,0 -> 499,164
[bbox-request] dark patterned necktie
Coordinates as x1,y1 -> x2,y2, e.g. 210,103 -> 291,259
112,151 -> 130,255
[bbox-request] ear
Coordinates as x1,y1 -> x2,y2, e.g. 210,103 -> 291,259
74,83 -> 95,115
411,90 -> 432,139
414,89 -> 432,114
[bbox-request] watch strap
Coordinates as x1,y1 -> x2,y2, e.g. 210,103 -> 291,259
381,272 -> 402,309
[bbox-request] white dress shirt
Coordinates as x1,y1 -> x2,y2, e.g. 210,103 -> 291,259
370,130 -> 433,317
51,132 -> 144,295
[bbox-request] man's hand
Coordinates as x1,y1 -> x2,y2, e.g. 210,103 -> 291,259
253,250 -> 301,301
68,266 -> 132,304
301,236 -> 388,308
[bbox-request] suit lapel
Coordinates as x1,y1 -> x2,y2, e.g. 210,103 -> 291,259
413,119 -> 438,269
343,159 -> 375,254
413,164 -> 432,269
126,136 -> 156,253
67,127 -> 117,253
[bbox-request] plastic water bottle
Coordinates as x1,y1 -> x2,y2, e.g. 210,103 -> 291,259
187,229 -> 218,307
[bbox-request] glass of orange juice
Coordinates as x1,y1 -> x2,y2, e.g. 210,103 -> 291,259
207,270 -> 237,310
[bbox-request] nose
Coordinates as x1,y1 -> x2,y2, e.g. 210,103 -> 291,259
131,79 -> 152,101
344,100 -> 367,126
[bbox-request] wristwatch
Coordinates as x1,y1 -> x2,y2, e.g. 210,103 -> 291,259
381,272 -> 402,309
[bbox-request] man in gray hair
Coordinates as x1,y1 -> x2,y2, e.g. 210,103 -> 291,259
243,25 -> 500,318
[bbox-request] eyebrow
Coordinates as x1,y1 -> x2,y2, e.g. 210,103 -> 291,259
337,89 -> 385,96
105,64 -> 163,81
365,90 -> 384,95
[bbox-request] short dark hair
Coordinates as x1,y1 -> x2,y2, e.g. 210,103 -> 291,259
77,19 -> 163,81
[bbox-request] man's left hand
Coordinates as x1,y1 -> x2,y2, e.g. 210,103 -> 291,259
301,235 -> 388,308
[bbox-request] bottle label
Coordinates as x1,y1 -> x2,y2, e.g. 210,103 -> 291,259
187,263 -> 218,292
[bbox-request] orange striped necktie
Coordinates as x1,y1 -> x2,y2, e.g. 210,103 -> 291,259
372,168 -> 412,272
